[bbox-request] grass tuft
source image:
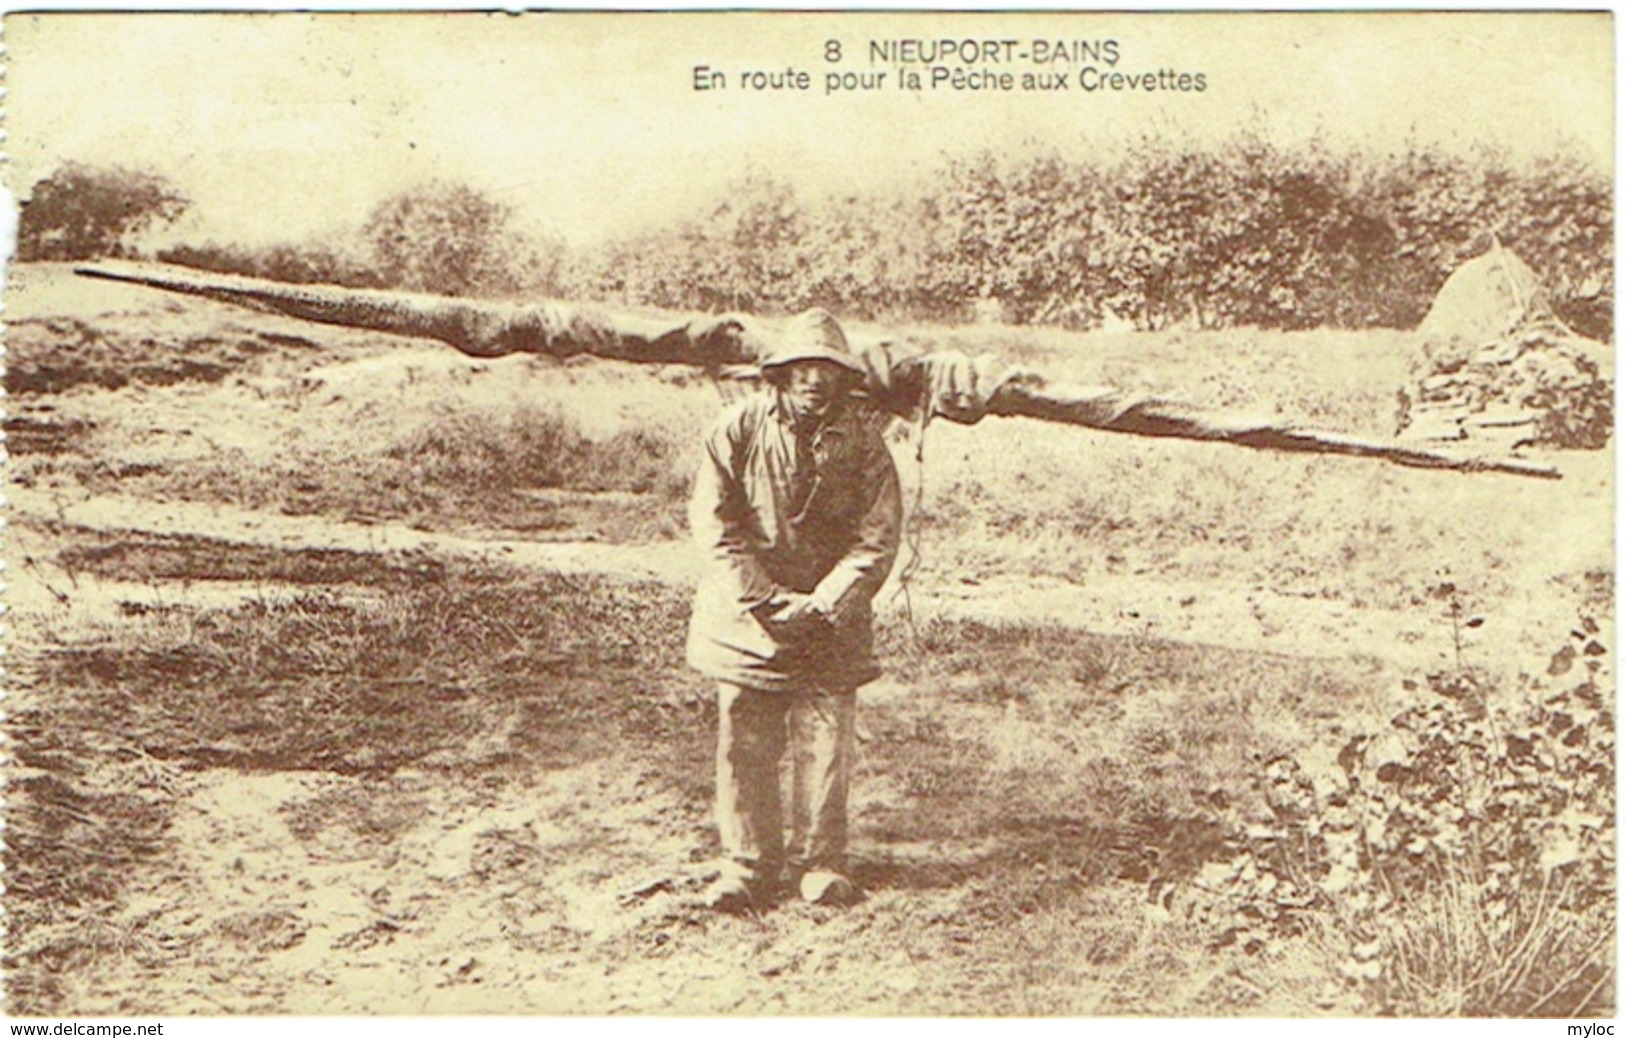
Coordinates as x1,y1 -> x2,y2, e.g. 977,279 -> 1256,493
1380,864 -> 1614,1016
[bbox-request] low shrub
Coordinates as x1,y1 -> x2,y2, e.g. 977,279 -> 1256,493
386,406 -> 687,500
1163,616 -> 1614,1016
94,404 -> 695,543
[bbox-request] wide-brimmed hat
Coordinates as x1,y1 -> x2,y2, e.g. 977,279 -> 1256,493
758,308 -> 867,378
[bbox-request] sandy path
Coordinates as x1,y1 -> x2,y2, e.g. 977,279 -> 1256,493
9,484 -> 1491,674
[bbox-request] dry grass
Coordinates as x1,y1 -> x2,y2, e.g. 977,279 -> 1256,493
3,314 -> 320,394
29,565 -> 697,774
4,717 -> 180,1013
1379,864 -> 1615,1016
6,551 -> 711,1012
51,404 -> 696,543
55,527 -> 444,585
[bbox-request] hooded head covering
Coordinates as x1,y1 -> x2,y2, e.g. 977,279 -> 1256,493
758,308 -> 867,379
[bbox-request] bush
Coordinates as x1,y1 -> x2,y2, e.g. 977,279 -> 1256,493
18,163 -> 189,261
157,181 -> 569,301
1170,612 -> 1615,1016
580,174 -> 813,314
1362,146 -> 1614,336
362,180 -> 564,298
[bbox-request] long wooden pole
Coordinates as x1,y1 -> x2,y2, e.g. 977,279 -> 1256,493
76,261 -> 1561,480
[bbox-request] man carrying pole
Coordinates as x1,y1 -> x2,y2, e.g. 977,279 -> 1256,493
686,308 -> 904,914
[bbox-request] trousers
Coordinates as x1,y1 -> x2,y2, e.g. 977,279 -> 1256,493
715,681 -> 857,883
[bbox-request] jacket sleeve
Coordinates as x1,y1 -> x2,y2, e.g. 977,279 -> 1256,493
689,409 -> 778,615
807,435 -> 903,625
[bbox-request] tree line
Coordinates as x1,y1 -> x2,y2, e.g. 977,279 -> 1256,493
18,136 -> 1612,339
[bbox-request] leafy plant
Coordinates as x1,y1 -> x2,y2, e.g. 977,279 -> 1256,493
1157,613 -> 1614,1016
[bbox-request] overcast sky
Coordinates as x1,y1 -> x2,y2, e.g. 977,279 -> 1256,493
5,11 -> 1612,249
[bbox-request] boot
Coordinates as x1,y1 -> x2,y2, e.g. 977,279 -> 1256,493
798,869 -> 859,906
701,874 -> 759,915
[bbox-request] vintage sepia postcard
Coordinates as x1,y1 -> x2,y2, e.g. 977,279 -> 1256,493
1,10 -> 1613,1018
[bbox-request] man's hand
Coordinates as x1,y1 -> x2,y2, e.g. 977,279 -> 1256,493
753,592 -> 831,644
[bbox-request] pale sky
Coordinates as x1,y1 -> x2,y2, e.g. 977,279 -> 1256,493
4,11 -> 1613,248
